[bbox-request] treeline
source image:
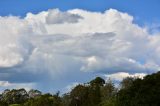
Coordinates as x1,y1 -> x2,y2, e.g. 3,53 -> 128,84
1,71 -> 160,106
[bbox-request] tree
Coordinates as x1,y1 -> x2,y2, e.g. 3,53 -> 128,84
101,97 -> 117,106
24,93 -> 62,106
70,85 -> 89,106
61,93 -> 70,106
28,89 -> 42,98
1,89 -> 28,104
0,101 -> 8,106
101,79 -> 116,101
120,77 -> 134,89
90,77 -> 105,87
9,104 -> 22,106
117,72 -> 160,106
87,77 -> 105,106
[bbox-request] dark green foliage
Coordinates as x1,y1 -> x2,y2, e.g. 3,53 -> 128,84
88,84 -> 101,106
1,72 -> 160,106
9,104 -> 22,106
89,77 -> 106,106
117,72 -> 160,106
0,101 -> 8,106
101,79 -> 117,101
90,77 -> 105,86
1,89 -> 28,104
70,85 -> 89,106
100,97 -> 117,106
69,77 -> 106,106
24,93 -> 62,106
120,77 -> 134,89
61,94 -> 70,106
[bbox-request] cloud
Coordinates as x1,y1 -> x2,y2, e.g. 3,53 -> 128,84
104,72 -> 146,81
0,8 -> 160,92
46,9 -> 83,24
0,81 -> 35,92
0,81 -> 11,87
64,82 -> 79,93
0,16 -> 33,68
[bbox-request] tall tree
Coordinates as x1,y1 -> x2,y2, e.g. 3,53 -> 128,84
70,85 -> 89,106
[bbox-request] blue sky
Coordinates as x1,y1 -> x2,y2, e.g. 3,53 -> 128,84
0,0 -> 160,25
0,0 -> 160,93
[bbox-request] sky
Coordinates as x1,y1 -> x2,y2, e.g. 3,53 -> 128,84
0,0 -> 160,25
0,0 -> 160,93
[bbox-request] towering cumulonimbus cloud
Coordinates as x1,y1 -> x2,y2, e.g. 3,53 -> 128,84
0,9 -> 160,91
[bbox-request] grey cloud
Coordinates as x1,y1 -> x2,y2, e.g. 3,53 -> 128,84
46,9 -> 83,24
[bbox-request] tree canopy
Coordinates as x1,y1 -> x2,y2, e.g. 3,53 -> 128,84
0,72 -> 160,106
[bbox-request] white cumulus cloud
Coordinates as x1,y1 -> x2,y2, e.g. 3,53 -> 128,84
104,72 -> 146,81
0,8 -> 160,92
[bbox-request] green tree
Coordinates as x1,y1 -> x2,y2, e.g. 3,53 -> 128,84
61,93 -> 70,106
88,77 -> 105,106
0,101 -> 8,106
120,77 -> 134,89
24,93 -> 62,106
101,79 -> 116,100
28,89 -> 42,98
70,85 -> 89,106
2,89 -> 28,104
117,72 -> 160,106
90,77 -> 105,86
